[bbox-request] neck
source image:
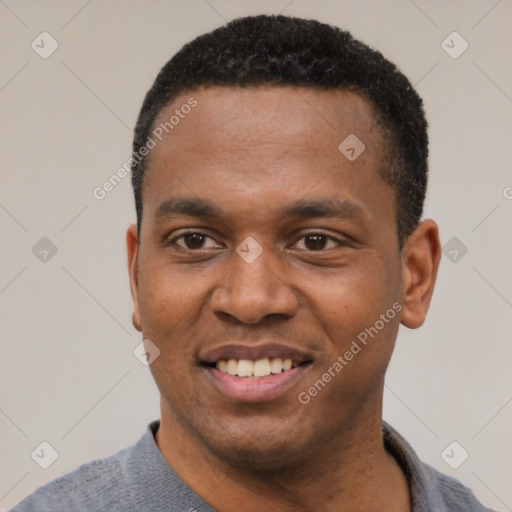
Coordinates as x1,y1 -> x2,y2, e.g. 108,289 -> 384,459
155,403 -> 410,512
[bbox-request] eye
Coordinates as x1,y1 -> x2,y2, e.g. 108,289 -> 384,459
292,233 -> 341,251
170,231 -> 222,250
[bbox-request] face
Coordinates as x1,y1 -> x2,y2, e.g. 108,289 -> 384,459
128,86 -> 411,470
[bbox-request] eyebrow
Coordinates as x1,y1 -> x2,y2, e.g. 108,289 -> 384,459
280,198 -> 364,221
155,196 -> 364,222
155,197 -> 223,220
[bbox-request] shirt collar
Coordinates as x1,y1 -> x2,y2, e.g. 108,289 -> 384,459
123,420 -> 447,511
383,420 -> 447,511
119,420 -> 215,511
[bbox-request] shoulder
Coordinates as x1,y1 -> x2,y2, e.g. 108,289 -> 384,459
382,422 -> 496,512
422,463 -> 496,512
8,421 -> 208,512
9,452 -> 133,512
9,444 -> 136,512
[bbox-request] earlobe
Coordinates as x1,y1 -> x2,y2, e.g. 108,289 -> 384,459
400,219 -> 441,329
126,224 -> 142,332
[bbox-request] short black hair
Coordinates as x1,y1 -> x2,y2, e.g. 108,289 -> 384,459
132,15 -> 428,245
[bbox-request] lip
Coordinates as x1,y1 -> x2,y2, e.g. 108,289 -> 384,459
203,363 -> 311,402
200,343 -> 312,366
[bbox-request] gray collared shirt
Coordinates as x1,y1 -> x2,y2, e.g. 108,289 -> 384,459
10,420 -> 495,511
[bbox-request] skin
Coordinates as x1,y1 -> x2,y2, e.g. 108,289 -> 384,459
127,86 -> 441,512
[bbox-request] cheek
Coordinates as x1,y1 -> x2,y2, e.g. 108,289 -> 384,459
138,259 -> 209,332
136,258 -> 228,377
306,258 -> 399,339
135,262 -> 213,407
300,254 -> 403,402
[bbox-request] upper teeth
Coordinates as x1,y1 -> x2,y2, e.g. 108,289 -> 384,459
217,358 -> 294,377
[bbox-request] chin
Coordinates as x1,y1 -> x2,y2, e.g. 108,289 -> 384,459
214,441 -> 300,473
200,419 -> 314,473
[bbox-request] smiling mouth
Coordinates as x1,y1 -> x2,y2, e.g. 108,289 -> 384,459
203,358 -> 312,378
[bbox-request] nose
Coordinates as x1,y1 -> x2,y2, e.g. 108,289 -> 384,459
210,246 -> 299,324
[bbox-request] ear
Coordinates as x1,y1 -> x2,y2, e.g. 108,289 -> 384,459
127,224 -> 142,332
400,219 -> 441,329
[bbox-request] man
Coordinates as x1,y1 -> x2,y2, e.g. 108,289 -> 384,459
11,15 -> 494,512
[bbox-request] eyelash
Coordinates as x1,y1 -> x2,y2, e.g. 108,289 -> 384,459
168,230 -> 345,251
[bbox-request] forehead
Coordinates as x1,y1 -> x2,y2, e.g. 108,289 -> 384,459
151,86 -> 383,155
142,86 -> 394,232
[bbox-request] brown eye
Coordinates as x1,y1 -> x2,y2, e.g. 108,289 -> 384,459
182,233 -> 207,249
170,231 -> 221,250
293,233 -> 340,251
304,235 -> 328,250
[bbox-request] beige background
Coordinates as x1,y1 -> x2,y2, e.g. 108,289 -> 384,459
1,0 -> 511,510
